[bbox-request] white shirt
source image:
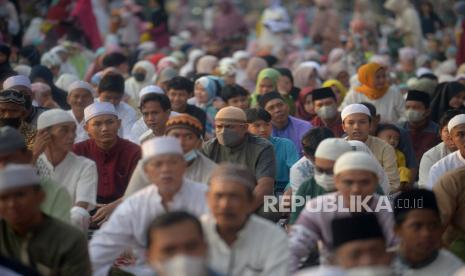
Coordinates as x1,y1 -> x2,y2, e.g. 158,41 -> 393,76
115,101 -> 138,140
339,86 -> 405,123
36,152 -> 97,207
290,157 -> 314,194
201,214 -> 289,276
418,142 -> 452,188
427,151 -> 465,189
89,179 -> 209,276
67,110 -> 89,143
129,117 -> 148,144
394,250 -> 463,276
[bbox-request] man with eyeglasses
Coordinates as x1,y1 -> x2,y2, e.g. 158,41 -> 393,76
0,88 -> 36,149
202,106 -> 276,217
2,75 -> 47,127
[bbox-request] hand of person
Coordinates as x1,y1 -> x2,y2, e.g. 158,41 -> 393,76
91,199 -> 121,226
32,129 -> 51,162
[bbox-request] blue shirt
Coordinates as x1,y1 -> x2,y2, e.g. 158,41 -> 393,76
272,116 -> 312,157
269,136 -> 299,192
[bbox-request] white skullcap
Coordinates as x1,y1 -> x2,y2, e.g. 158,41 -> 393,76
341,104 -> 371,121
84,102 -> 118,123
139,85 -> 164,104
68,80 -> 95,96
233,50 -> 250,62
13,65 -> 31,77
315,138 -> 352,161
416,67 -> 433,78
0,164 -> 40,192
398,47 -> 417,60
37,109 -> 75,130
141,136 -> 183,163
3,75 -> 31,89
334,151 -> 378,175
347,140 -> 371,153
448,114 -> 465,132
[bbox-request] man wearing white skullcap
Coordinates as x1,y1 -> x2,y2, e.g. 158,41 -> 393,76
2,75 -> 47,127
34,109 -> 98,231
0,164 -> 92,275
289,138 -> 352,224
289,151 -> 396,273
73,102 -> 141,226
427,114 -> 465,189
66,80 -> 95,143
89,136 -> 208,275
342,103 -> 400,192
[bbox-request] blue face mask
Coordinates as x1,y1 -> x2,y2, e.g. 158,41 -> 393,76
184,150 -> 198,162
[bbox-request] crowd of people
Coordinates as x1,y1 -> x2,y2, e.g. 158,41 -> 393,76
2,0 -> 465,275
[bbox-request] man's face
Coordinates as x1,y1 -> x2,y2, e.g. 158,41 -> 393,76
405,101 -> 428,114
395,209 -> 442,264
141,101 -> 170,134
215,122 -> 247,146
166,128 -> 200,154
167,89 -> 189,112
335,238 -> 391,269
207,178 -> 253,232
335,170 -> 377,204
342,113 -> 371,142
146,220 -> 207,264
84,115 -> 120,144
248,120 -> 272,139
144,154 -> 186,194
227,96 -> 249,110
451,124 -> 465,155
0,186 -> 44,227
98,91 -> 123,106
0,102 -> 26,128
258,78 -> 274,95
441,126 -> 457,151
265,99 -> 289,126
314,97 -> 337,112
49,122 -> 76,152
67,89 -> 94,112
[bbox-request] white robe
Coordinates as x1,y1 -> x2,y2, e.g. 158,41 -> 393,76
201,214 -> 289,276
427,151 -> 465,189
394,250 -> 463,276
67,110 -> 89,144
89,179 -> 209,276
418,142 -> 452,188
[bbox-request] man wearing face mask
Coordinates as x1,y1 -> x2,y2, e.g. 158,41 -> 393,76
289,138 -> 352,224
398,90 -> 439,164
311,87 -> 344,137
202,106 -> 276,214
124,114 -> 217,196
0,89 -> 36,149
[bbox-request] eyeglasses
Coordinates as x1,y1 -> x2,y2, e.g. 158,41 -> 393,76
0,89 -> 26,105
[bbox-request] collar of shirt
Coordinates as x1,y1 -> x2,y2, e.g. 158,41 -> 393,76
149,178 -> 195,211
206,214 -> 255,250
39,152 -> 74,172
90,137 -> 122,156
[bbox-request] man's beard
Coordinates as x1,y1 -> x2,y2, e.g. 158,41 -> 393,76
0,118 -> 22,128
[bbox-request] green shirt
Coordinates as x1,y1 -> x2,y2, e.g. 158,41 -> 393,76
0,215 -> 91,275
289,177 -> 327,224
40,179 -> 72,223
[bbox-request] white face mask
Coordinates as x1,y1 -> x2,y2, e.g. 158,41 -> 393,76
314,171 -> 335,191
316,104 -> 338,120
152,255 -> 208,276
404,109 -> 425,123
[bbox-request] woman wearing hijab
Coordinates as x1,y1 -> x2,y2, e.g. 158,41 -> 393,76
124,60 -> 156,104
180,49 -> 204,77
322,79 -> 348,105
237,57 -> 268,93
430,82 -> 465,123
340,62 -> 404,123
30,65 -> 70,110
250,68 -> 281,107
0,44 -> 15,82
276,67 -> 298,116
293,63 -> 321,121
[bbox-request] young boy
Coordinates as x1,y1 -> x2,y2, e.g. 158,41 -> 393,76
221,84 -> 249,110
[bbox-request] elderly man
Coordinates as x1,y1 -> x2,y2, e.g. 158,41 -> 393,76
73,102 -> 141,225
0,164 -> 91,275
125,114 -> 216,196
0,89 -> 36,149
202,106 -> 276,213
2,75 -> 47,127
0,126 -> 72,222
89,137 -> 208,275
393,189 -> 463,275
35,109 -> 98,230
202,163 -> 289,276
259,91 -> 312,155
341,103 -> 400,192
427,114 -> 465,188
289,151 -> 396,273
66,80 -> 95,143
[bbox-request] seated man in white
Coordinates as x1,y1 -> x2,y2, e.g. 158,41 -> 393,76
89,136 -> 208,275
202,163 -> 289,276
427,114 -> 465,188
35,109 -> 98,231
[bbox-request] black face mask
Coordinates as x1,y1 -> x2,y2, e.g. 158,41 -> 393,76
0,118 -> 22,128
134,72 -> 146,82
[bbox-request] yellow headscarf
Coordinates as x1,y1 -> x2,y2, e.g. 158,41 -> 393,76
322,79 -> 348,101
356,63 -> 389,100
